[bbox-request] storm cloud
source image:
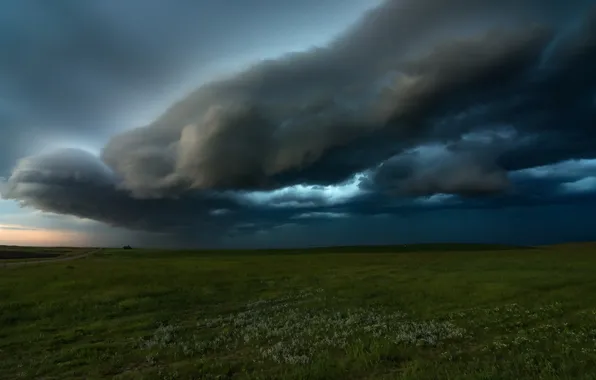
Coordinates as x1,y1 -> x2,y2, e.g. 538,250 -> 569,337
2,0 -> 596,247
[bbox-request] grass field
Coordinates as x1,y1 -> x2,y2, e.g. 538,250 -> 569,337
2,243 -> 596,379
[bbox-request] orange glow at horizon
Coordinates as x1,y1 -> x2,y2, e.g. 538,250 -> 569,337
0,224 -> 89,247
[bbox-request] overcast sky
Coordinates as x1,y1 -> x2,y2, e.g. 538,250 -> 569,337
1,0 -> 596,248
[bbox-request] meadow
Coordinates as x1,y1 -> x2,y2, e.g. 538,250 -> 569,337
2,243 -> 596,379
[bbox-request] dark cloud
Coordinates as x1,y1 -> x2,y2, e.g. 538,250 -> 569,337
97,18 -> 560,196
370,146 -> 510,197
0,0 -> 375,175
0,149 -> 244,244
2,0 -> 596,247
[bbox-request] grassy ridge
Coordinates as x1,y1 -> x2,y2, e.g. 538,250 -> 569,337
1,244 -> 596,379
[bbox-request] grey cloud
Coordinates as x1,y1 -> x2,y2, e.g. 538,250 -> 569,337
0,148 -> 365,245
0,149 -> 239,235
99,2 -> 564,198
2,0 -> 596,246
291,212 -> 351,220
378,26 -> 553,125
370,144 -> 509,197
174,105 -> 275,190
0,0 -> 376,176
304,4 -> 596,182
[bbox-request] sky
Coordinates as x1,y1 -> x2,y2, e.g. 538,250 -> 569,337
1,0 -> 596,248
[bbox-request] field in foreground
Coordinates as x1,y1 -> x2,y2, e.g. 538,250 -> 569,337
2,244 -> 596,379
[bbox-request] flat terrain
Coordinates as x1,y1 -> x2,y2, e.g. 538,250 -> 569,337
0,251 -> 59,260
2,243 -> 596,379
0,246 -> 95,263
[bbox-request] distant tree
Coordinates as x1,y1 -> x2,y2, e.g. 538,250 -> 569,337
123,245 -> 132,250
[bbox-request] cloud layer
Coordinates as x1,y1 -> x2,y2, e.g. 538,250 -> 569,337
2,0 -> 596,246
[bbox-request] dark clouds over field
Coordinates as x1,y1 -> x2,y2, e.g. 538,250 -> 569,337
2,0 -> 596,248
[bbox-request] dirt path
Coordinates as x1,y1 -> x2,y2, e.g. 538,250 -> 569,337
1,248 -> 102,268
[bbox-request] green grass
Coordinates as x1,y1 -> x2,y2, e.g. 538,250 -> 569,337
2,243 -> 596,379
